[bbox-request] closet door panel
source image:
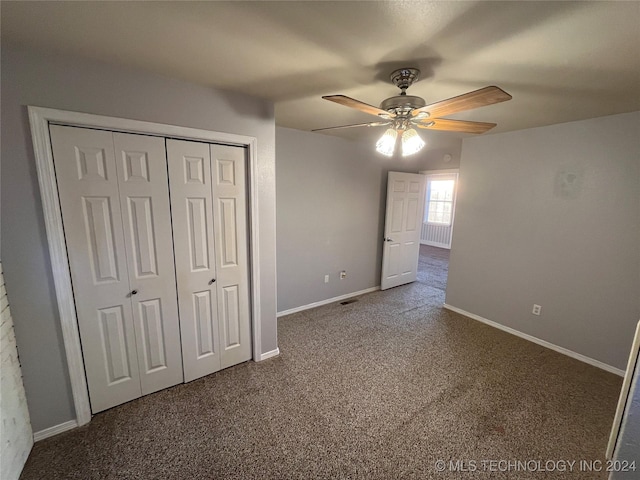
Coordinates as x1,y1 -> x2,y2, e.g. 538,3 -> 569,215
210,145 -> 252,368
50,125 -> 141,413
113,133 -> 183,395
167,139 -> 221,382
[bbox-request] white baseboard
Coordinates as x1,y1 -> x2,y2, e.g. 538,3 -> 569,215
33,419 -> 78,442
277,286 -> 381,318
259,348 -> 280,361
420,240 -> 450,249
443,304 -> 625,377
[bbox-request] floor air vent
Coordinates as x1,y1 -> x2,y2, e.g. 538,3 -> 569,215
340,299 -> 358,305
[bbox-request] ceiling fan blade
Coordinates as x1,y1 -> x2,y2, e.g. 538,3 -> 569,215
415,118 -> 497,134
412,86 -> 511,118
323,95 -> 394,118
312,121 -> 390,132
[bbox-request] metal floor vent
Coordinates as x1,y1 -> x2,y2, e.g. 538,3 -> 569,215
340,299 -> 358,306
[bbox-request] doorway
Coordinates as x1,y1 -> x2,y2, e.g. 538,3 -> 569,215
417,169 -> 458,297
420,170 -> 458,249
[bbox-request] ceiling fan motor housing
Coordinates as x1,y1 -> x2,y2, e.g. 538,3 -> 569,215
380,95 -> 426,116
382,68 -> 427,118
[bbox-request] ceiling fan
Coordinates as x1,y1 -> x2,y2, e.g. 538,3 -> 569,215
313,68 -> 512,157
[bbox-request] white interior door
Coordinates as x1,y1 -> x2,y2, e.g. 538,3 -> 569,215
112,132 -> 183,396
381,172 -> 427,290
51,125 -> 141,413
210,144 -> 252,369
167,139 -> 221,382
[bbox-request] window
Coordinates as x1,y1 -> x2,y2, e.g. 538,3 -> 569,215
425,177 -> 456,226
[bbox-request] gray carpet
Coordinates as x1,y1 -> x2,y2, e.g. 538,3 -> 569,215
20,245 -> 622,479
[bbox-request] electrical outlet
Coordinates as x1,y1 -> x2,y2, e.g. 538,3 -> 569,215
340,271 -> 347,279
532,304 -> 542,316
324,275 -> 329,284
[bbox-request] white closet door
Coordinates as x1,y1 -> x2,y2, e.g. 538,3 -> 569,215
50,125 -> 141,413
167,139 -> 221,382
112,133 -> 183,395
210,144 -> 252,369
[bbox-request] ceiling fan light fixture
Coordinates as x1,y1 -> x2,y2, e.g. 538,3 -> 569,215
376,128 -> 397,156
401,129 -> 425,156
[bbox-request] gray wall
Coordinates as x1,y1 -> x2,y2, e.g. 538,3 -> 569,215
446,112 -> 640,370
276,126 -> 461,312
1,45 -> 277,432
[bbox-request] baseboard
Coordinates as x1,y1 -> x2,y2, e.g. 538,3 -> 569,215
443,304 -> 625,377
420,240 -> 450,249
259,348 -> 280,361
33,419 -> 78,442
277,286 -> 381,318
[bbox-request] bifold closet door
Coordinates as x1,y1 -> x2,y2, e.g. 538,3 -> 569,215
50,125 -> 183,413
111,132 -> 183,396
209,143 -> 251,369
167,140 -> 252,382
166,140 -> 220,381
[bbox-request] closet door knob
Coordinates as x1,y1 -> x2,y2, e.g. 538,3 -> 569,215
131,290 -> 138,296
209,279 -> 216,285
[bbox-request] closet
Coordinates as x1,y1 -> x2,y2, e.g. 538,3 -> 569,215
49,125 -> 251,413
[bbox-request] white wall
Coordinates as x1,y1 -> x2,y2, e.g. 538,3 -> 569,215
276,127 -> 461,313
0,262 -> 33,480
0,45 -> 277,433
446,111 -> 640,371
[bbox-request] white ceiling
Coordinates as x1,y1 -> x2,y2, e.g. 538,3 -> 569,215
2,1 -> 639,141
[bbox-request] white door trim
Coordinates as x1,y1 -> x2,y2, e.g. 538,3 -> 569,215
28,106 -> 264,427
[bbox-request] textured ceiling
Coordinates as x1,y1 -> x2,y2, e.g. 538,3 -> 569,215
2,1 -> 639,141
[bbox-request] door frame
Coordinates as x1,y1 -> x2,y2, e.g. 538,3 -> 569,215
28,106 -> 265,427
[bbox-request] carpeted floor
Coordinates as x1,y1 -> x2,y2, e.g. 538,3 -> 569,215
20,245 -> 622,479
